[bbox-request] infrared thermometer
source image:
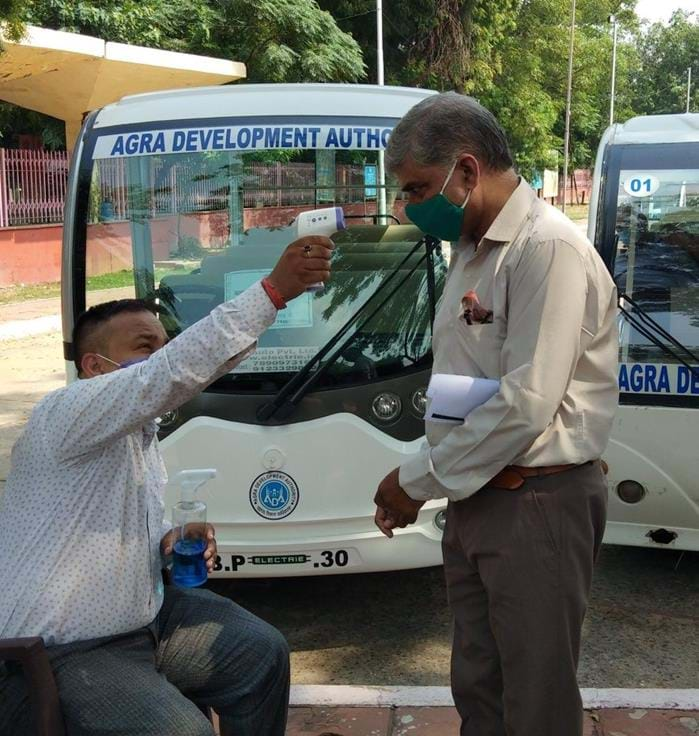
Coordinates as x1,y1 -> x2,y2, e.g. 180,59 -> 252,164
294,207 -> 346,291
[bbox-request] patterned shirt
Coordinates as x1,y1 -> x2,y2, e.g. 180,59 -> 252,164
0,282 -> 277,646
400,180 -> 619,501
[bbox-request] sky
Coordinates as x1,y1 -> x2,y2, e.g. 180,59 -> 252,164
634,0 -> 698,24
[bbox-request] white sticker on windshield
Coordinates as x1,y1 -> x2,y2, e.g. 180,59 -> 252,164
230,346 -> 320,374
623,175 -> 660,197
224,270 -> 313,329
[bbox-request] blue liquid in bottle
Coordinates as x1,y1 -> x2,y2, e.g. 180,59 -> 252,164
172,538 -> 207,587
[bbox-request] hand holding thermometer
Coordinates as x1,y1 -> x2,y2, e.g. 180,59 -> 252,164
294,207 -> 346,291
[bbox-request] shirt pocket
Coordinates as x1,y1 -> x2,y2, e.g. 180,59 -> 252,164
453,321 -> 506,378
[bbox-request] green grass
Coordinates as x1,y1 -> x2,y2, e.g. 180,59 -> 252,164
562,203 -> 589,222
0,281 -> 63,305
0,267 -> 187,306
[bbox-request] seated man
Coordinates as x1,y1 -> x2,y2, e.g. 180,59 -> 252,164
0,235 -> 333,736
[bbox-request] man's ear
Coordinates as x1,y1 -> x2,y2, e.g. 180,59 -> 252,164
81,353 -> 108,378
457,153 -> 481,191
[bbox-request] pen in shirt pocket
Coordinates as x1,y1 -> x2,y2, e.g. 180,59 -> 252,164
460,290 -> 493,324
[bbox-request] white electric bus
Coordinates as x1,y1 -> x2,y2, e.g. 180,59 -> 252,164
61,84 -> 450,577
589,112 -> 699,550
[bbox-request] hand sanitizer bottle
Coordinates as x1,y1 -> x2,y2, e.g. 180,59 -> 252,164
294,206 -> 346,292
171,469 -> 217,588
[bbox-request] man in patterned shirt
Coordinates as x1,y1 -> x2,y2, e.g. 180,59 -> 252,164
0,235 -> 332,736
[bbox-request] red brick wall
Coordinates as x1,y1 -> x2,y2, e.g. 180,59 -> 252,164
0,224 -> 63,287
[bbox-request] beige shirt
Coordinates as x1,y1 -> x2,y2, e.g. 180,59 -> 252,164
399,179 -> 618,502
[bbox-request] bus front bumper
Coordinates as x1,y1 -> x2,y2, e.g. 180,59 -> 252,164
208,510 -> 446,578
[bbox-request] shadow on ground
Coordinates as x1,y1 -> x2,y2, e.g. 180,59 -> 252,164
209,545 -> 699,687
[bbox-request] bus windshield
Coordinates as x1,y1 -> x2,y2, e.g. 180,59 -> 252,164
83,141 -> 446,391
609,146 -> 699,369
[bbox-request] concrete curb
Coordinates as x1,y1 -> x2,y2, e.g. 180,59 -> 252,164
290,685 -> 699,710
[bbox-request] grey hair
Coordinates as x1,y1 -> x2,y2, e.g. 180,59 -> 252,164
385,92 -> 514,173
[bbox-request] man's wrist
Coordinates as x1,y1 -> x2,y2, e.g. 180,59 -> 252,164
261,277 -> 288,310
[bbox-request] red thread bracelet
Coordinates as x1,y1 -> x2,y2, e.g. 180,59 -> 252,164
261,277 -> 287,310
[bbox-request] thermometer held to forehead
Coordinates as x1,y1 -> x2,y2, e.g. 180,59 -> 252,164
294,207 -> 346,292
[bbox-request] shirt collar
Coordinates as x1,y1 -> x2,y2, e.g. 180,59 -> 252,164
481,178 -> 537,246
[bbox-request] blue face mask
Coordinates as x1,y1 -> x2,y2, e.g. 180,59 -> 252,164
404,158 -> 471,242
96,353 -> 149,370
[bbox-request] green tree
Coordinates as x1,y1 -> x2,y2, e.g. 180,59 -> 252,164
479,0 -> 641,177
322,0 -> 641,175
320,0 -> 518,92
0,0 -> 26,43
632,10 -> 699,115
23,0 -> 365,82
196,0 -> 366,83
1,0 -> 365,146
0,105 -> 64,149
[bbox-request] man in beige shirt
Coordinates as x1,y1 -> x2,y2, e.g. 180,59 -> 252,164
373,93 -> 618,736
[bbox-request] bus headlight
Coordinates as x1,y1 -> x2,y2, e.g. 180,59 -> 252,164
411,387 -> 428,417
616,479 -> 646,504
156,409 -> 179,430
371,392 -> 402,423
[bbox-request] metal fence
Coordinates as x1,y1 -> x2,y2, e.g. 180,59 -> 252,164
0,148 -> 70,227
0,149 -> 376,226
2,148 -> 591,226
558,169 -> 593,206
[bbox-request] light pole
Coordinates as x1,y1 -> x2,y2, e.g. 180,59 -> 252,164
562,0 -> 576,214
687,66 -> 692,113
609,14 -> 618,126
376,0 -> 387,220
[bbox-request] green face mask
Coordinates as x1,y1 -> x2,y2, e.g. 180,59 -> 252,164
404,158 -> 471,242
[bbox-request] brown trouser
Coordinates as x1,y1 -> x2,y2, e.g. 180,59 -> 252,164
443,461 -> 607,736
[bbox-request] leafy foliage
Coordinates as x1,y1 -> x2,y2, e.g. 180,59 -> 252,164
0,0 -> 364,146
322,0 -> 645,174
2,0 -> 698,177
632,11 -> 699,115
21,0 -> 365,82
0,0 -> 25,42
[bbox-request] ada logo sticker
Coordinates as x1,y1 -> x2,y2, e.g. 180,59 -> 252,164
250,471 -> 299,520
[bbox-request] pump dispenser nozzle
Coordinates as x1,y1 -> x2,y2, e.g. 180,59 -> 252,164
175,468 -> 217,504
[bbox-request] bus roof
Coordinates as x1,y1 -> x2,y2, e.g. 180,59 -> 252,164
606,112 -> 699,146
92,83 -> 436,129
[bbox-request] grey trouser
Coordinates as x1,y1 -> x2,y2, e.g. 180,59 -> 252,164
0,585 -> 290,736
443,461 -> 607,736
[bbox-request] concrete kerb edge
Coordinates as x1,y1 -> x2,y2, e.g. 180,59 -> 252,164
289,685 -> 699,710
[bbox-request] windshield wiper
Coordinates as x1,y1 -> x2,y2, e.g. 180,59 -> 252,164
256,235 -> 440,421
618,291 -> 699,380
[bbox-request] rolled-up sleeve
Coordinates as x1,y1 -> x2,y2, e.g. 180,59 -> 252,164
400,239 -> 593,501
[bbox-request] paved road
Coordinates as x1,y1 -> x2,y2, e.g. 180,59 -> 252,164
1,289 -> 697,690
210,543 -> 699,688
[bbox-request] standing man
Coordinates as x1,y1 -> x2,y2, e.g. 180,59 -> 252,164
373,92 -> 618,736
0,235 -> 332,736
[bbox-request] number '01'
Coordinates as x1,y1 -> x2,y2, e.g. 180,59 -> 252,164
630,178 -> 652,193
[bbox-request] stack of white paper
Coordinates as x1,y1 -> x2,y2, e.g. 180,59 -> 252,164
425,373 -> 500,424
